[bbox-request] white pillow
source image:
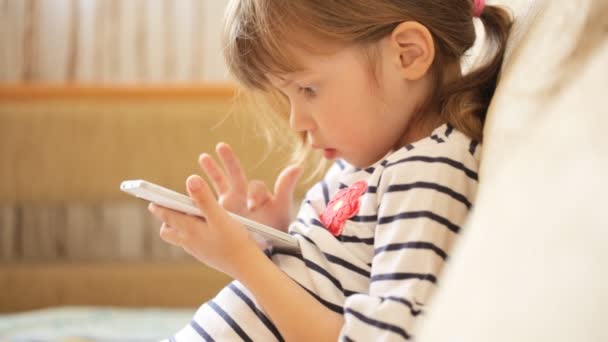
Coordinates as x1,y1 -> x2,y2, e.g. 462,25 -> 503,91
418,0 -> 608,341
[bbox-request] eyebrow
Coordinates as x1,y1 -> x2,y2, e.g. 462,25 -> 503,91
276,70 -> 315,87
277,76 -> 293,87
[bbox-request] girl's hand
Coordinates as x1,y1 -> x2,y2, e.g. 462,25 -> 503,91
148,175 -> 261,278
198,143 -> 302,232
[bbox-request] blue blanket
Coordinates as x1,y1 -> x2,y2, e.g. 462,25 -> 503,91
0,306 -> 194,342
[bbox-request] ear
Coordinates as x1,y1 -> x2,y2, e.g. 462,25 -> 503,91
389,21 -> 435,81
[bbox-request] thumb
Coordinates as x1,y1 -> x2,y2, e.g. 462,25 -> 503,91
273,165 -> 303,206
186,174 -> 226,223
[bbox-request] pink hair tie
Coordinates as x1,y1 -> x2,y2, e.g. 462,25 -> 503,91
473,0 -> 485,17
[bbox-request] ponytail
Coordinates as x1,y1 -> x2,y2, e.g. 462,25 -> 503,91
439,5 -> 513,142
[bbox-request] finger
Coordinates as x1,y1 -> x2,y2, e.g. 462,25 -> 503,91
148,203 -> 178,224
148,202 -> 202,237
216,143 -> 248,194
199,153 -> 229,195
247,180 -> 272,210
186,174 -> 228,224
159,222 -> 182,247
273,165 -> 303,206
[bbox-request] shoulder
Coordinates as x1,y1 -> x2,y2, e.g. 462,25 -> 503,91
373,124 -> 481,207
382,124 -> 480,182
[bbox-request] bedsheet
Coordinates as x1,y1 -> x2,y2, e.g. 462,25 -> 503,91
0,306 -> 193,342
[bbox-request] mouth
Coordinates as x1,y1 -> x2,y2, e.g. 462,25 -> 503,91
310,140 -> 337,159
321,148 -> 337,159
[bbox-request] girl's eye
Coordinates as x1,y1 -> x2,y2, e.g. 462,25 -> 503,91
298,86 -> 317,99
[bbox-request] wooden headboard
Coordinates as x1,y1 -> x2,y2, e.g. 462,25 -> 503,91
0,84 -> 310,312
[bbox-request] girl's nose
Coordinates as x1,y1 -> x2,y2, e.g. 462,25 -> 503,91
289,106 -> 315,132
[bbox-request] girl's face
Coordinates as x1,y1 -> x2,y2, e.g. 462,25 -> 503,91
269,41 -> 428,168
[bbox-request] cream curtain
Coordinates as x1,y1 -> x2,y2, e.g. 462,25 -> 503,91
0,0 -> 230,83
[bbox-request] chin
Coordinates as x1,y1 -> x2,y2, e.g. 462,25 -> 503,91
343,157 -> 372,169
349,152 -> 388,169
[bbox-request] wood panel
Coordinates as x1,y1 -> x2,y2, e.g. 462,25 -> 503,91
20,205 -> 67,261
0,206 -> 16,260
0,84 -> 236,100
0,94 -> 294,202
1,202 -> 191,262
0,262 -> 232,312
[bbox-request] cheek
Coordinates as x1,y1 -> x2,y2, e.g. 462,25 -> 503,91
313,97 -> 343,126
317,101 -> 362,132
314,79 -> 380,138
327,85 -> 374,120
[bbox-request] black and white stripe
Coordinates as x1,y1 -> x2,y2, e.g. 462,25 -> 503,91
175,124 -> 479,341
228,283 -> 285,342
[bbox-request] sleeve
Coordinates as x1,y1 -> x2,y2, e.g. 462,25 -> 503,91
339,147 -> 479,341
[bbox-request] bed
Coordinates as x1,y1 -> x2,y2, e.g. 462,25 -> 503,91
0,306 -> 193,341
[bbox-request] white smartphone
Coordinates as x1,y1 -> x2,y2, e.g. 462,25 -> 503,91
120,179 -> 300,252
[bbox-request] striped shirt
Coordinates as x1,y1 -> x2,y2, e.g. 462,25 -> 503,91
168,123 -> 480,341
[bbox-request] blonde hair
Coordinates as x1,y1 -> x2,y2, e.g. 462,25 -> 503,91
222,0 -> 512,172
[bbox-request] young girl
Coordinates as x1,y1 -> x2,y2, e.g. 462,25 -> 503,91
149,0 -> 512,340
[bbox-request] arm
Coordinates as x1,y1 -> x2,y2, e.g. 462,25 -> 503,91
236,244 -> 344,341
148,174 -> 343,342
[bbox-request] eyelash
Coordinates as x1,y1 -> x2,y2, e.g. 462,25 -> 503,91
298,86 -> 317,99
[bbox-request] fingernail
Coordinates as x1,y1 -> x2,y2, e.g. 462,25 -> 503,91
189,176 -> 202,191
247,199 -> 254,210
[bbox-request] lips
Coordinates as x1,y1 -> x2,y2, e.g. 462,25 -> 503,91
310,144 -> 337,159
323,148 -> 337,159
310,137 -> 337,159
